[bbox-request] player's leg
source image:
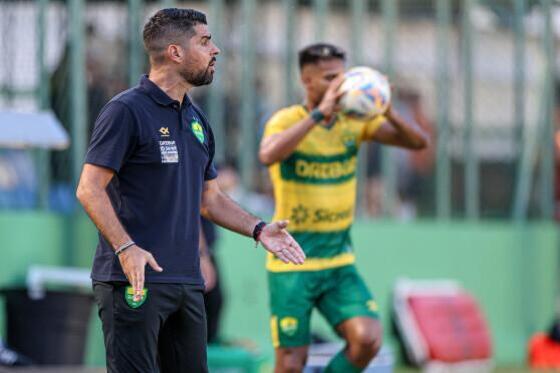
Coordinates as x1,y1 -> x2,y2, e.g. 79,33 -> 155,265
317,265 -> 382,372
93,281 -> 177,373
268,271 -> 316,372
158,284 -> 208,373
334,316 -> 383,369
274,346 -> 309,373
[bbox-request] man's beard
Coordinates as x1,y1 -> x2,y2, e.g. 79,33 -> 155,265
179,64 -> 214,87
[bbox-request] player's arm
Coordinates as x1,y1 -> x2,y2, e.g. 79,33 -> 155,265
200,178 -> 305,264
258,116 -> 317,166
76,164 -> 162,299
259,75 -> 345,165
367,105 -> 429,149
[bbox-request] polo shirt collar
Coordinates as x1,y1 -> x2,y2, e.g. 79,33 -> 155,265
139,75 -> 191,108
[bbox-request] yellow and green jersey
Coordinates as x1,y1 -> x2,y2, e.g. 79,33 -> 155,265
263,105 -> 385,273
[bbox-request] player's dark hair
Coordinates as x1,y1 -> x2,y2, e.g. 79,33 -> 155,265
143,8 -> 207,64
298,43 -> 346,70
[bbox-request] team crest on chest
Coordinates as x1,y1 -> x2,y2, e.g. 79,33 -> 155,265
191,119 -> 205,143
341,129 -> 357,150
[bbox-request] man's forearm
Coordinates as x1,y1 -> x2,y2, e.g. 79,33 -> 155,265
201,190 -> 261,237
259,116 -> 316,165
78,187 -> 131,250
386,109 -> 428,149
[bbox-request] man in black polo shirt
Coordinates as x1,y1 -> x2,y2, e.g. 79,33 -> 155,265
76,8 -> 305,373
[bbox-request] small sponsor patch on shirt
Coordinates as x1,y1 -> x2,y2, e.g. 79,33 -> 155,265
159,140 -> 179,163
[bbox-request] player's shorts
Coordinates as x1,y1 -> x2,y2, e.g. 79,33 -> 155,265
268,264 -> 379,348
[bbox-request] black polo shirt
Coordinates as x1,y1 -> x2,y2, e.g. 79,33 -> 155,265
85,75 -> 217,285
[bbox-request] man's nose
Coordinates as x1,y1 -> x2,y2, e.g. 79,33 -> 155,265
212,43 -> 220,56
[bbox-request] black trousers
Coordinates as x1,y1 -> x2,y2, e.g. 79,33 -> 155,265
93,281 -> 207,373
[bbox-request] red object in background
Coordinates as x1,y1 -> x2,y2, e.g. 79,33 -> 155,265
408,293 -> 492,362
529,333 -> 560,369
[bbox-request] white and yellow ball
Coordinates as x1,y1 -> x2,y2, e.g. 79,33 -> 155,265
339,66 -> 391,120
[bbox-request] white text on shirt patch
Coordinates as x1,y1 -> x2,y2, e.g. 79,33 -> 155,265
159,140 -> 179,163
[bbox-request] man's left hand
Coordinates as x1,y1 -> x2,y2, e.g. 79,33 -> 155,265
200,255 -> 217,292
259,220 -> 306,264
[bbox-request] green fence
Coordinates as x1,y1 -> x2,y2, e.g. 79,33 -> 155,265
0,0 -> 557,221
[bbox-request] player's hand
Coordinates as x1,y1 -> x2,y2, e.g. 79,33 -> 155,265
384,104 -> 403,126
384,102 -> 394,117
258,220 -> 306,264
200,254 -> 217,292
118,245 -> 163,301
317,74 -> 345,119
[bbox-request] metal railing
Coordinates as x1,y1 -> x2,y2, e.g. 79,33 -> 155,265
0,0 -> 555,222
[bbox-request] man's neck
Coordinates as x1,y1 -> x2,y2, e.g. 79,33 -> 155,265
148,67 -> 193,105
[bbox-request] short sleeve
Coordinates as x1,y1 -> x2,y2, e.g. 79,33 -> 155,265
360,115 -> 387,142
263,109 -> 296,138
193,105 -> 218,181
204,126 -> 218,181
85,101 -> 137,172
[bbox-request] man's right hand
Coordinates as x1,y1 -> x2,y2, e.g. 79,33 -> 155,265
118,245 -> 163,301
317,74 -> 345,119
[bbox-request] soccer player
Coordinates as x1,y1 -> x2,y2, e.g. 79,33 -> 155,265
259,43 -> 428,372
77,8 -> 305,373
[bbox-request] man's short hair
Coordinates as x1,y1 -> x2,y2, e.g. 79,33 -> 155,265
143,8 -> 207,63
298,43 -> 346,70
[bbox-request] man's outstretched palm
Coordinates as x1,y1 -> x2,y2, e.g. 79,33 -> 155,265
259,220 -> 306,264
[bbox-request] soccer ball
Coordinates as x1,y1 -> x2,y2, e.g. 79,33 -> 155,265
338,66 -> 391,120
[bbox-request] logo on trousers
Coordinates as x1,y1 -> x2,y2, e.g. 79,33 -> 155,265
125,286 -> 148,309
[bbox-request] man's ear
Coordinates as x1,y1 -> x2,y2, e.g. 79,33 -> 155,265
167,44 -> 183,63
301,73 -> 312,88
